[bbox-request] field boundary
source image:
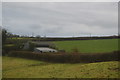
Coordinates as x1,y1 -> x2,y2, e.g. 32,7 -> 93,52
7,51 -> 119,63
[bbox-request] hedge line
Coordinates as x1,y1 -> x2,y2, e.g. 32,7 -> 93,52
7,51 -> 119,63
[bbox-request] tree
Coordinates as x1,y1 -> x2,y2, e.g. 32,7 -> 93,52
36,35 -> 41,39
2,29 -> 7,45
2,29 -> 8,56
7,32 -> 13,38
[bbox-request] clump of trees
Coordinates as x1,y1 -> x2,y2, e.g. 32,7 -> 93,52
2,28 -> 23,55
2,28 -> 20,42
2,29 -> 7,55
2,29 -> 7,45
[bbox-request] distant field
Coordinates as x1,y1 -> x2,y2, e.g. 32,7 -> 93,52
3,56 -> 119,78
8,37 -> 33,39
53,39 -> 119,53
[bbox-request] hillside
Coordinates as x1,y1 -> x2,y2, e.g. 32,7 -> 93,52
3,56 -> 119,78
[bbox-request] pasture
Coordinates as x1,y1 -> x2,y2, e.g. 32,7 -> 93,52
3,56 -> 119,78
53,39 -> 119,53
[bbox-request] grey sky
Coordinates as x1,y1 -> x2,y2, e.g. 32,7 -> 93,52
2,2 -> 118,37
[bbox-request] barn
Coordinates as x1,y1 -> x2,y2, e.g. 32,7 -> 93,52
23,41 -> 58,53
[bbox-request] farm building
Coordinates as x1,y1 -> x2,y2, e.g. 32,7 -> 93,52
23,41 -> 58,53
34,47 -> 58,53
23,41 -> 56,49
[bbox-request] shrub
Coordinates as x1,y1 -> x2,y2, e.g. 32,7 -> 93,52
3,43 -> 24,55
72,47 -> 79,54
29,42 -> 35,51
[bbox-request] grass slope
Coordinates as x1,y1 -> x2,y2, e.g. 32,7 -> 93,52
3,56 -> 119,78
53,39 -> 119,53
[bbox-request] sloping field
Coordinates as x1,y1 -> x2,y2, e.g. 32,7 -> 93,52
53,39 -> 119,53
3,56 -> 119,78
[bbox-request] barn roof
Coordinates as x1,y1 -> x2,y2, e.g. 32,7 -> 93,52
35,47 -> 57,52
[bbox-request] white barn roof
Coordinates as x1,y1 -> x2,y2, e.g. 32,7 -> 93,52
34,47 -> 58,53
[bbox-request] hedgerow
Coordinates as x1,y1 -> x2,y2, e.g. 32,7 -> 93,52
7,51 -> 119,63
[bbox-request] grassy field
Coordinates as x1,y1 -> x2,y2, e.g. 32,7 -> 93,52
53,39 -> 119,53
3,56 -> 119,78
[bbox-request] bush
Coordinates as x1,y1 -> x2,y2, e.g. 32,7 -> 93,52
29,42 -> 35,51
72,47 -> 79,54
3,43 -> 24,55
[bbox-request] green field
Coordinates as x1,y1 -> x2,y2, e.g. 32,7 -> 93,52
3,56 -> 119,78
53,39 -> 119,53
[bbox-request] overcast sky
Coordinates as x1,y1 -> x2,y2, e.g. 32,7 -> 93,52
2,2 -> 118,37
